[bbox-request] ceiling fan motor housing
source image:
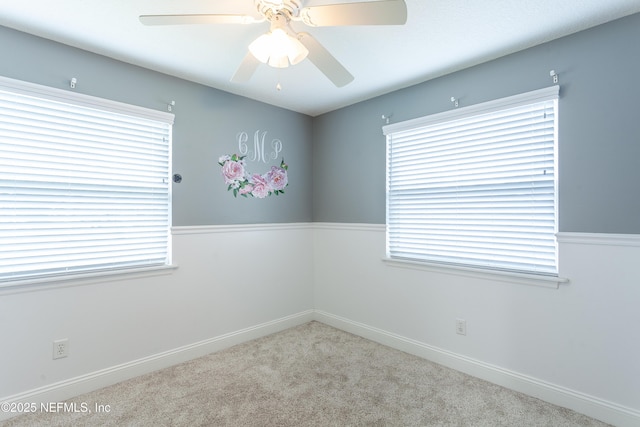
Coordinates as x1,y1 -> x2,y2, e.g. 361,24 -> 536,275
256,0 -> 302,21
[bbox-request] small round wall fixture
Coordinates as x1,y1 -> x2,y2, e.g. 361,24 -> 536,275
173,173 -> 182,183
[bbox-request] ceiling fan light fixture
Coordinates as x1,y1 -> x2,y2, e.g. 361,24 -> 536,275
141,0 -> 408,86
248,28 -> 308,68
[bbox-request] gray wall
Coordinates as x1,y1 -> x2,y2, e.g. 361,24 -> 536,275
3,11 -> 640,233
312,13 -> 640,234
0,26 -> 313,226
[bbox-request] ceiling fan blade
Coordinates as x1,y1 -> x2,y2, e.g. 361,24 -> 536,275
139,14 -> 263,26
231,52 -> 262,83
300,0 -> 407,27
297,33 -> 354,87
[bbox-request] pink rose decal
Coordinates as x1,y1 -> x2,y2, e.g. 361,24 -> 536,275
221,159 -> 245,184
266,166 -> 288,191
219,154 -> 288,198
238,184 -> 253,196
250,174 -> 271,199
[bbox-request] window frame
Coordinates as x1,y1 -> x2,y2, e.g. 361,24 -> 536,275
383,86 -> 567,287
0,75 -> 175,289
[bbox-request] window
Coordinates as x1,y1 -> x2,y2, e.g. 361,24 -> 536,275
0,76 -> 174,285
384,86 -> 559,276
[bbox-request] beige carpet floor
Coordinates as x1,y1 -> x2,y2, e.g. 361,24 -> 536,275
3,321 -> 609,426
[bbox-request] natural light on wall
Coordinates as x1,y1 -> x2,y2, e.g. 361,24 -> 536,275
0,76 -> 174,286
384,86 -> 560,277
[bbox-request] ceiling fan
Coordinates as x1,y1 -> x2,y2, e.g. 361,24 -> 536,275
139,0 -> 407,87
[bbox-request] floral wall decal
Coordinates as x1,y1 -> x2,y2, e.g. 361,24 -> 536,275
219,130 -> 289,198
219,154 -> 288,198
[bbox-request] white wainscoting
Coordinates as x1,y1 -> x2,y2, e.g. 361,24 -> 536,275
2,223 -> 638,426
0,223 -> 314,421
313,223 -> 640,427
0,311 -> 314,421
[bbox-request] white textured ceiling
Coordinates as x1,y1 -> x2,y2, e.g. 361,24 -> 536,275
1,0 -> 639,116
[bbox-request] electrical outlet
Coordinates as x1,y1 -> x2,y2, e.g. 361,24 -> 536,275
455,319 -> 467,336
53,339 -> 69,359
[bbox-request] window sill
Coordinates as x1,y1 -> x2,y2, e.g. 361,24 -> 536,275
0,264 -> 178,295
382,258 -> 568,289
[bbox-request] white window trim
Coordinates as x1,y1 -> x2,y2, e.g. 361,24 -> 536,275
0,75 -> 173,123
382,256 -> 568,289
0,264 -> 178,295
383,86 -> 562,282
383,86 -> 559,135
0,75 -> 175,286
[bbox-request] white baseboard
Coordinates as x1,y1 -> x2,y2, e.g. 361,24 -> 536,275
313,310 -> 640,427
0,310 -> 314,421
4,308 -> 637,426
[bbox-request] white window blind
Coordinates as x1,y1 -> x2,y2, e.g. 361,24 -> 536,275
384,86 -> 559,276
0,76 -> 174,284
